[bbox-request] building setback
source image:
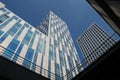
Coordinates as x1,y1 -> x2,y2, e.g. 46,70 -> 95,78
0,2 -> 81,80
77,23 -> 118,65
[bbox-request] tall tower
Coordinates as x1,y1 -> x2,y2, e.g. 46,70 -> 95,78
77,23 -> 118,65
37,11 -> 81,79
0,2 -> 81,80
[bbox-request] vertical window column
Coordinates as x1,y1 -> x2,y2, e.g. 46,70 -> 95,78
2,38 -> 20,59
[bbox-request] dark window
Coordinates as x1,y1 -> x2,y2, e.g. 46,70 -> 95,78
0,16 -> 18,29
0,14 -> 9,23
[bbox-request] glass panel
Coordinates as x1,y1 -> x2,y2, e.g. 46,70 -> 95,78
15,23 -> 26,39
49,44 -> 54,60
59,50 -> 65,66
3,38 -> 20,59
31,51 -> 38,71
0,7 -> 7,12
29,31 -> 36,47
0,16 -> 18,29
7,20 -> 21,36
48,59 -> 51,79
0,29 -> 3,36
0,14 -> 9,23
55,63 -> 61,79
0,33 -> 8,43
22,48 -> 34,68
7,38 -> 20,52
13,43 -> 24,62
22,29 -> 33,45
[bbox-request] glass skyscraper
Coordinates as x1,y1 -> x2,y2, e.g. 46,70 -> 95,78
0,2 -> 81,80
77,23 -> 119,65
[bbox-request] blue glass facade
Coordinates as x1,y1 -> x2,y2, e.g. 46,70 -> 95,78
0,4 -> 81,80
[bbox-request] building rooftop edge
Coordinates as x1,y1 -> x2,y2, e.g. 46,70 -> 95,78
0,2 -> 5,7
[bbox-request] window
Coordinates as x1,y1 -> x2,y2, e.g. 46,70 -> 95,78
22,29 -> 33,45
4,38 -> 20,59
42,38 -> 46,55
0,8 -> 7,12
13,43 -> 24,62
32,51 -> 38,71
0,33 -> 8,43
29,32 -> 36,48
0,30 -> 3,36
48,59 -> 51,79
0,14 -> 9,23
22,48 -> 34,69
55,63 -> 61,80
49,44 -> 54,60
7,38 -> 20,52
68,55 -> 74,69
59,50 -> 65,66
7,20 -> 21,36
0,16 -> 18,29
15,24 -> 25,39
38,37 -> 43,53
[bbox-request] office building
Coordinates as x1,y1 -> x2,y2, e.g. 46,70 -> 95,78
0,2 -> 81,80
77,23 -> 117,65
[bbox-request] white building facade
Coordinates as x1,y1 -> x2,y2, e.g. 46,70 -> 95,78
77,23 -> 119,65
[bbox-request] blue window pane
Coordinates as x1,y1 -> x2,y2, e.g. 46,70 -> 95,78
13,43 -> 24,62
22,29 -> 33,45
15,24 -> 26,39
55,63 -> 61,80
0,30 -> 3,36
42,39 -> 46,55
68,55 -> 74,69
22,48 -> 34,68
59,50 -> 65,66
40,55 -> 44,74
32,51 -> 38,71
0,8 -> 7,12
48,59 -> 51,79
0,12 -> 10,23
29,32 -> 36,47
0,14 -> 9,23
7,39 -> 20,52
49,44 -> 54,60
2,39 -> 20,59
37,37 -> 43,53
7,20 -> 21,36
0,33 -> 8,43
0,16 -> 18,29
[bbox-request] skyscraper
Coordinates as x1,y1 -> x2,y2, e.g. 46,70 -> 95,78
77,23 -> 118,65
0,2 -> 81,80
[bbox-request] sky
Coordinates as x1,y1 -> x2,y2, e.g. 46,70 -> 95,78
0,0 -> 115,61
